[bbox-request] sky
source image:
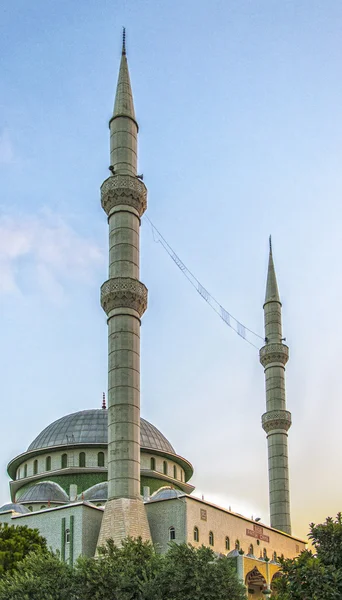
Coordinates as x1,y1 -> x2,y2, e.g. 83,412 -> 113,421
0,0 -> 342,541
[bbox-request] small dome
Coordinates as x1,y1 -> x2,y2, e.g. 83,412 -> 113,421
149,487 -> 185,501
18,481 -> 69,504
80,482 -> 108,502
27,410 -> 175,455
0,503 -> 30,514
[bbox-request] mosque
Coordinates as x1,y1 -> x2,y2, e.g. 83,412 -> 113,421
0,33 -> 305,598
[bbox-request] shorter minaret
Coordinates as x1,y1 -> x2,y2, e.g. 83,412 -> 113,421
260,238 -> 292,534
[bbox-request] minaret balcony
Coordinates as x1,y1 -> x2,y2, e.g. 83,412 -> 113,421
259,343 -> 289,367
262,409 -> 292,433
101,174 -> 147,217
101,277 -> 148,317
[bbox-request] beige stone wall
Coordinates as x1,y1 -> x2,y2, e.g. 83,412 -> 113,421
185,497 -> 304,559
146,497 -> 305,559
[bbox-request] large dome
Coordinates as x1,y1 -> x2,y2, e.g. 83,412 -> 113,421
27,410 -> 175,455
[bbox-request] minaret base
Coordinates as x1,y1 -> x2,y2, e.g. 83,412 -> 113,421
96,498 -> 151,549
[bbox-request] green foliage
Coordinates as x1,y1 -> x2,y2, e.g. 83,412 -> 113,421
73,537 -> 161,600
273,514 -> 342,600
0,550 -> 74,600
147,543 -> 246,600
0,523 -> 47,576
0,536 -> 246,600
272,549 -> 342,600
309,512 -> 342,570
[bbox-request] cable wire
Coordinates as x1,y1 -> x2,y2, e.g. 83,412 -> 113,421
144,215 -> 264,350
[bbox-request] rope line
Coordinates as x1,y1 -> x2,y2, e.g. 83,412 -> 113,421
144,215 -> 264,350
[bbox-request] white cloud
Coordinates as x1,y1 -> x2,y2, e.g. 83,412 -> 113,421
0,130 -> 15,165
0,213 -> 104,299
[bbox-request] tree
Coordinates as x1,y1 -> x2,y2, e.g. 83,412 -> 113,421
272,514 -> 342,600
0,550 -> 74,600
147,543 -> 246,600
309,512 -> 342,570
0,523 -> 47,575
72,537 -> 161,600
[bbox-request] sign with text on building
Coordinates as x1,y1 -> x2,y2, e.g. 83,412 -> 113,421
200,509 -> 207,521
246,524 -> 270,543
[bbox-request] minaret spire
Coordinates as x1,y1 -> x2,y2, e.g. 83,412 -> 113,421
260,239 -> 292,534
122,27 -> 126,55
97,32 -> 151,549
265,235 -> 280,308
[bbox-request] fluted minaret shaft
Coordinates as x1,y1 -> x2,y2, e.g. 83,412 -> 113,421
260,239 -> 292,535
97,33 -> 150,547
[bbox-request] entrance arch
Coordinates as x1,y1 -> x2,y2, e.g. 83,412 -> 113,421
245,566 -> 267,599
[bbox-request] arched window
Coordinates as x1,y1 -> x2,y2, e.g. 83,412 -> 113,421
169,526 -> 176,541
40,505 -> 46,510
46,456 -> 51,471
33,460 -> 38,475
28,506 -> 33,512
209,531 -> 214,546
163,460 -> 168,475
150,457 -> 155,470
249,544 -> 254,555
79,452 -> 86,467
61,453 -> 67,469
263,548 -> 268,560
98,452 -> 105,467
24,464 -> 27,478
194,526 -> 199,542
173,465 -> 177,479
225,536 -> 230,551
235,540 -> 240,550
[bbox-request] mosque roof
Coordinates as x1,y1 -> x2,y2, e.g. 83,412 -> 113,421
0,503 -> 30,514
27,410 -> 176,455
79,482 -> 108,502
18,481 -> 69,504
149,487 -> 185,501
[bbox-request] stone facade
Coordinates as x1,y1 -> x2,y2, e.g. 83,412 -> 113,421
0,503 -> 103,564
146,496 -> 305,559
97,498 -> 151,549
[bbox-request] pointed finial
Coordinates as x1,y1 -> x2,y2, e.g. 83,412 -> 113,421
102,392 -> 106,410
264,236 -> 281,305
122,27 -> 126,55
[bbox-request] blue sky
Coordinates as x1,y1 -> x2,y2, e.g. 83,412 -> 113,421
1,0 -> 342,540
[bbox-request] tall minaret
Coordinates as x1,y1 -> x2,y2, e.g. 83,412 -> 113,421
260,238 -> 292,535
97,30 -> 151,547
